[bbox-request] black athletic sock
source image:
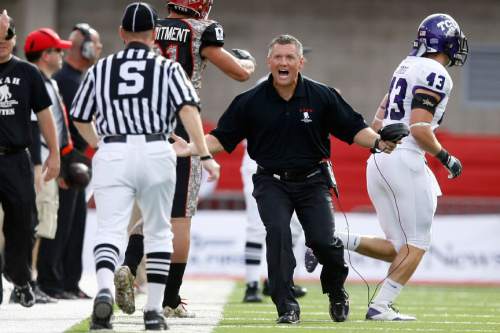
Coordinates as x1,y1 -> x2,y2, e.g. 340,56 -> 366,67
123,234 -> 144,276
162,263 -> 186,308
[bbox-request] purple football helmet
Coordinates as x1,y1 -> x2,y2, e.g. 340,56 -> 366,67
410,13 -> 468,67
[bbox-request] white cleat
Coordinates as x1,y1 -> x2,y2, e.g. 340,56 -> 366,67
164,300 -> 196,318
366,303 -> 416,321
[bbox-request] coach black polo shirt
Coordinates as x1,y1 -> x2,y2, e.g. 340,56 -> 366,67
0,56 -> 51,149
211,74 -> 367,170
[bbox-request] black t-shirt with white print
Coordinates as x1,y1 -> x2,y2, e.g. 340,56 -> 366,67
0,56 -> 51,149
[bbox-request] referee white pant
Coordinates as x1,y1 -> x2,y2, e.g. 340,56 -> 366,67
92,135 -> 176,255
366,148 -> 441,251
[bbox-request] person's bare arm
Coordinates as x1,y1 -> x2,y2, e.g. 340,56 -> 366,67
371,93 -> 388,132
178,105 -> 220,181
409,89 -> 442,155
353,127 -> 397,153
201,46 -> 255,81
36,108 -> 60,181
74,121 -> 100,149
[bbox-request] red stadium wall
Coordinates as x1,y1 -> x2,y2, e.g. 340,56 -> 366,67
208,120 -> 500,212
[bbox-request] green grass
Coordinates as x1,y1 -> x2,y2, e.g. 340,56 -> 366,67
214,282 -> 500,333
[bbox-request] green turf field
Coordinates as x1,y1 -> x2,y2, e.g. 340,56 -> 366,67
214,282 -> 500,333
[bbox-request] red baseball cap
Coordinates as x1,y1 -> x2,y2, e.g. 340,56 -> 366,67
24,28 -> 72,54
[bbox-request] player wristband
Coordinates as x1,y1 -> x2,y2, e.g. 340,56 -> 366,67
200,155 -> 213,161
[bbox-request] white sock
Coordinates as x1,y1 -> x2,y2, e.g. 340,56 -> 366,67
144,283 -> 166,312
96,268 -> 115,297
336,231 -> 360,251
372,278 -> 403,306
245,242 -> 263,284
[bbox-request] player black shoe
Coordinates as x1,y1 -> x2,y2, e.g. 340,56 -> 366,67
90,288 -> 114,330
328,289 -> 350,322
11,284 -> 35,307
243,281 -> 262,303
276,310 -> 300,324
144,310 -> 168,330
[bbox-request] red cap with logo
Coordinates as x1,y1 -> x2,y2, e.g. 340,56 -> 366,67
24,28 -> 72,54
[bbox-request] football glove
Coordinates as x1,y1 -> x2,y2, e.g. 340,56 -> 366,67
436,149 -> 462,179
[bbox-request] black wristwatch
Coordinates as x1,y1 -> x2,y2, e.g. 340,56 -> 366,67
200,155 -> 213,161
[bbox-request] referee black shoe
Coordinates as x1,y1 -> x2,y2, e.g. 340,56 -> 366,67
144,310 -> 168,330
276,310 -> 300,324
328,289 -> 350,322
90,288 -> 114,330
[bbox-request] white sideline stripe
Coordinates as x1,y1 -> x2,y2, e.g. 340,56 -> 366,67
111,279 -> 234,333
228,310 -> 500,319
218,326 -> 498,332
222,317 -> 500,325
0,275 -> 234,333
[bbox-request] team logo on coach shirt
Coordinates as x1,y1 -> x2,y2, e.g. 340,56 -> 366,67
300,108 -> 313,123
0,84 -> 18,115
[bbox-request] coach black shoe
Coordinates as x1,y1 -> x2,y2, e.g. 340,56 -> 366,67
90,288 -> 114,330
276,310 -> 300,324
12,284 -> 35,307
243,281 -> 262,303
144,310 -> 168,330
328,289 -> 350,322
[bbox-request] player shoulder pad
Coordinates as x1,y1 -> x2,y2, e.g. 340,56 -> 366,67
414,59 -> 453,96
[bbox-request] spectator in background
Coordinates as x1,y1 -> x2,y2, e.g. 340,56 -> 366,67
18,27 -> 73,305
36,23 -> 102,300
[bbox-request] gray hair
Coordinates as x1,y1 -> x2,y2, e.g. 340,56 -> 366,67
267,34 -> 303,58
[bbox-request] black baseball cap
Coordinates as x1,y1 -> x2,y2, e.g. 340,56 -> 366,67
121,2 -> 158,33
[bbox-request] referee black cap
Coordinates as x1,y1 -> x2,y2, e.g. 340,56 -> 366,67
121,2 -> 158,32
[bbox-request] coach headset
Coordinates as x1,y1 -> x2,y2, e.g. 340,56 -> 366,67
72,23 -> 96,61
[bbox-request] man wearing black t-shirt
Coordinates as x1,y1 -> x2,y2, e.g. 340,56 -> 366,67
0,10 -> 60,307
173,34 -> 398,324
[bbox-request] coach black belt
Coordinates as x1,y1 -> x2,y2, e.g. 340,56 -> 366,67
256,165 -> 322,182
103,133 -> 167,144
0,146 -> 25,155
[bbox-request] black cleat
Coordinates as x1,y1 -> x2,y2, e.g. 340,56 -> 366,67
292,285 -> 307,298
243,282 -> 262,303
11,284 -> 35,307
144,310 -> 168,330
329,289 -> 350,322
90,288 -> 114,330
304,247 -> 319,273
276,310 -> 300,324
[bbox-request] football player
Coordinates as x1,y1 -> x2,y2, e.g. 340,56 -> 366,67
345,13 -> 467,321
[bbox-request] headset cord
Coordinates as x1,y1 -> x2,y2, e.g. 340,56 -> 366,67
368,152 -> 410,306
333,190 -> 372,306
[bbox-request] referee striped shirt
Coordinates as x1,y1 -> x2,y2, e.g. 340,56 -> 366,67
70,42 -> 199,136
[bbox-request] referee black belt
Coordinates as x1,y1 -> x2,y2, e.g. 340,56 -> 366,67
0,146 -> 25,155
103,133 -> 167,144
256,165 -> 322,182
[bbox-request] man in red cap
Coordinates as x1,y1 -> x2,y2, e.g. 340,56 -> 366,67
0,10 -> 60,308
9,28 -> 74,305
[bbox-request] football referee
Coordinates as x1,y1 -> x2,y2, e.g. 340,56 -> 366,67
70,2 -> 219,330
